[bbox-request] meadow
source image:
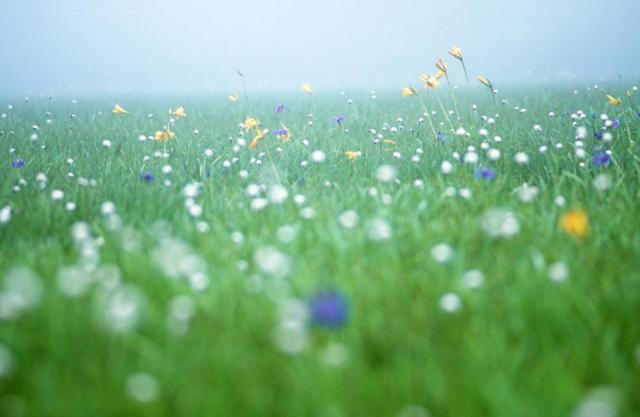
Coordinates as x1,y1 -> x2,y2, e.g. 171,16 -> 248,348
1,75 -> 640,416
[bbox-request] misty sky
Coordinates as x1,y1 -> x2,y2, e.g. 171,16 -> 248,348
1,0 -> 639,96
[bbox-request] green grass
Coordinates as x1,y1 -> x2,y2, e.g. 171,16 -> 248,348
1,86 -> 639,417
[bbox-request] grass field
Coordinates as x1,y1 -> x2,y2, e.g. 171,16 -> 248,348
1,84 -> 640,416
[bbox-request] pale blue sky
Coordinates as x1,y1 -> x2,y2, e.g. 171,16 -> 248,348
1,0 -> 639,95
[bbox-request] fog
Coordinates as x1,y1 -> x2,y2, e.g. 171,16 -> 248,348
1,0 -> 639,96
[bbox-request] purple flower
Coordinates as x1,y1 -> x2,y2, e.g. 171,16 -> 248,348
141,171 -> 154,183
593,130 -> 603,140
436,132 -> 447,142
275,104 -> 288,113
610,119 -> 620,129
333,115 -> 345,125
475,167 -> 496,180
11,159 -> 25,168
592,149 -> 611,167
272,128 -> 288,136
309,291 -> 348,329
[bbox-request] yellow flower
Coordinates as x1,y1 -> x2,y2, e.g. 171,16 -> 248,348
559,208 -> 589,239
448,46 -> 463,61
154,128 -> 175,142
228,93 -> 239,102
249,128 -> 267,150
435,59 -> 448,74
606,94 -> 622,105
434,70 -> 446,80
402,87 -> 417,97
112,104 -> 128,114
383,139 -> 397,146
302,83 -> 312,94
477,76 -> 493,89
171,106 -> 186,119
243,117 -> 260,132
345,151 -> 361,160
420,74 -> 439,89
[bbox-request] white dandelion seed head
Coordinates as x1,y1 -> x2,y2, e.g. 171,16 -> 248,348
431,243 -> 453,263
126,373 -> 159,403
463,152 -> 478,164
462,270 -> 485,289
251,198 -> 268,211
0,206 -> 11,225
254,246 -> 292,279
100,201 -> 116,216
441,160 -> 453,174
487,148 -> 501,161
570,387 -> 620,417
548,262 -> 569,283
51,189 -> 64,201
268,185 -> 289,204
514,152 -> 529,165
480,208 -> 520,238
338,210 -> 359,229
376,165 -> 397,183
310,150 -> 326,163
277,225 -> 297,243
593,173 -> 612,192
0,267 -> 42,320
367,218 -> 392,241
515,184 -> 539,203
439,292 -> 461,313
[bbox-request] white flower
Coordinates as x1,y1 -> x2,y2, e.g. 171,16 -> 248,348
462,270 -> 485,289
481,208 -> 520,238
126,373 -> 159,403
439,293 -> 461,313
548,262 -> 569,283
376,165 -> 396,183
254,246 -> 291,278
310,150 -> 326,163
250,198 -> 268,211
268,185 -> 288,204
487,148 -> 501,161
51,189 -> 64,201
338,210 -> 359,229
441,160 -> 453,174
515,184 -> 539,203
514,152 -> 529,165
431,243 -> 453,263
0,206 -> 11,224
593,173 -> 612,192
455,127 -> 468,136
100,201 -> 116,216
463,152 -> 478,164
367,219 -> 392,241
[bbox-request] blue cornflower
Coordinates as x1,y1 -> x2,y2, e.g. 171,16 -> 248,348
309,290 -> 349,329
436,132 -> 447,142
141,171 -> 154,183
593,130 -> 603,140
11,159 -> 25,168
592,149 -> 611,167
272,128 -> 288,136
610,119 -> 620,129
275,104 -> 288,113
475,167 -> 496,180
333,115 -> 345,125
